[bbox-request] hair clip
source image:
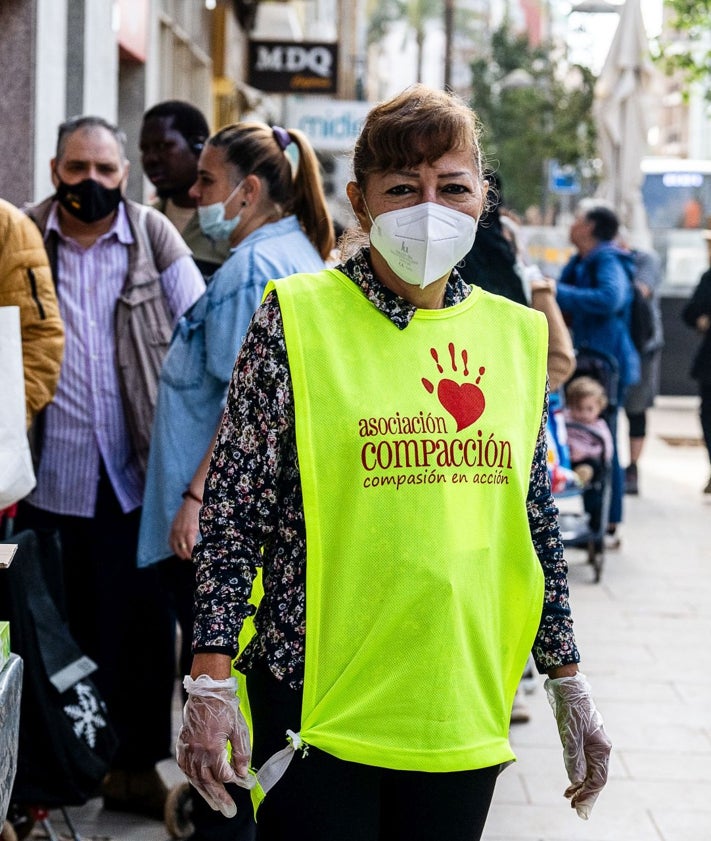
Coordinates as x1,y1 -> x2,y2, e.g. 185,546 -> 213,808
272,125 -> 292,151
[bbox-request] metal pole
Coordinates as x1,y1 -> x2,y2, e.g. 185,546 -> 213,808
444,0 -> 454,90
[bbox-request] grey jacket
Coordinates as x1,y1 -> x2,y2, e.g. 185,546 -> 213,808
26,197 -> 191,477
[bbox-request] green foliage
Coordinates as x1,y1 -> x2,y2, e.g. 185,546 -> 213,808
366,0 -> 404,46
652,0 -> 711,98
367,0 -> 442,46
469,25 -> 597,216
366,0 -> 444,81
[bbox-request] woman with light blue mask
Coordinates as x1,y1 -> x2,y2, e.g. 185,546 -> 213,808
137,122 -> 333,838
140,121 -> 333,569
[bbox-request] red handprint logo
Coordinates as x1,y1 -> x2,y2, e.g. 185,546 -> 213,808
422,343 -> 486,431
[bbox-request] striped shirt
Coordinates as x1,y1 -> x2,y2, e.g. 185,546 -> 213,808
30,201 -> 205,517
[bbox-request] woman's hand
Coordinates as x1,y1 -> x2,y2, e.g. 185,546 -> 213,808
176,674 -> 253,817
169,496 -> 201,560
544,672 -> 612,820
530,275 -> 556,295
696,314 -> 710,332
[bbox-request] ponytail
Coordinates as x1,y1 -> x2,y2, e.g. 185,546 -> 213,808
210,122 -> 334,261
281,127 -> 335,260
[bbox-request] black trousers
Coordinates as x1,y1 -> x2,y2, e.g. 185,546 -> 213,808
17,469 -> 175,770
700,383 -> 711,465
155,555 -> 196,683
246,663 -> 499,841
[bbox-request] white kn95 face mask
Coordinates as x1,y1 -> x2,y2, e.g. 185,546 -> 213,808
368,201 -> 478,289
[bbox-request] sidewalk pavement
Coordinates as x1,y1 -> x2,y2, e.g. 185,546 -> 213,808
485,395 -> 711,841
42,397 -> 711,841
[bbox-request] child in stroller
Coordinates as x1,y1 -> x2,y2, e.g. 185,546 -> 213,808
564,376 -> 614,489
553,350 -> 619,582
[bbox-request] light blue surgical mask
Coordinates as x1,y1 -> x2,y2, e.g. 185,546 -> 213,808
197,180 -> 244,241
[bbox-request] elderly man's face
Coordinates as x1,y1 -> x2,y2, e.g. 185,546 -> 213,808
52,126 -> 126,191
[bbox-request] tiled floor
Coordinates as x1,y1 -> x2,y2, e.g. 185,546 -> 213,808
21,397 -> 711,841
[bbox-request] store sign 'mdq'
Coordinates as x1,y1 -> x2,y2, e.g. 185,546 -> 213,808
248,40 -> 339,94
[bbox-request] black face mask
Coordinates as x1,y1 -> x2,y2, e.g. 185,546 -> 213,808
55,177 -> 122,224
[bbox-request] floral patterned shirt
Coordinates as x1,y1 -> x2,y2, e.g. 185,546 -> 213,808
193,249 -> 580,689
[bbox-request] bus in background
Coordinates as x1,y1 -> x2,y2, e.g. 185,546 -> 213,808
639,157 -> 711,395
641,157 -> 711,290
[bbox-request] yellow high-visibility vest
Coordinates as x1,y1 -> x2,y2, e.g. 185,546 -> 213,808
267,268 -> 547,771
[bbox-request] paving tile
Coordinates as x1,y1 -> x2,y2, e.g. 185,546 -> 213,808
483,801 -> 662,841
619,748 -> 711,782
650,808 -> 711,841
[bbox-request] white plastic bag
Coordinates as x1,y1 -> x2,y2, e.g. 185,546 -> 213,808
0,306 -> 36,508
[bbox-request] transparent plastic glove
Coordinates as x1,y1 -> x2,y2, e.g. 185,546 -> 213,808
522,263 -> 544,285
544,672 -> 611,820
176,675 -> 253,818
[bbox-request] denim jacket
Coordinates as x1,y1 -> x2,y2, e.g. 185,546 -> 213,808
138,215 -> 325,567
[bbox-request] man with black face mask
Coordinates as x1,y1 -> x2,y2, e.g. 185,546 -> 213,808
19,115 -> 205,820
140,100 -> 231,279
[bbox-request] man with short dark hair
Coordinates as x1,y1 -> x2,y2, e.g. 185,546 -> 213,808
19,114 -> 205,819
140,100 -> 230,277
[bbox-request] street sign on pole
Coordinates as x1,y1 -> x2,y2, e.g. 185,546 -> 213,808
548,160 -> 581,195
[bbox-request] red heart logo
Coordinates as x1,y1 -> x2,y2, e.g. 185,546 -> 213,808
437,379 -> 485,431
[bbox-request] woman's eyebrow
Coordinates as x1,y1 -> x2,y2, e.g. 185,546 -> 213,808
388,169 -> 471,179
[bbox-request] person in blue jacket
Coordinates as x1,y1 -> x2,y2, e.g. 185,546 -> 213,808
138,121 -> 334,841
556,200 -> 640,541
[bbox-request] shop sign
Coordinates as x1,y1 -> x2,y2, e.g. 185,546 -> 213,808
248,41 -> 338,94
284,99 -> 372,151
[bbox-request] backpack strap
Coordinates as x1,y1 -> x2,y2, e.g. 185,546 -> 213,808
130,202 -> 191,276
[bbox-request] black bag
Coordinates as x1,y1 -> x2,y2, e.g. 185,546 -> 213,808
0,529 -> 118,807
629,281 -> 655,353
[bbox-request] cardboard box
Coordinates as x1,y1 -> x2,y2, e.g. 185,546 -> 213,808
0,543 -> 17,568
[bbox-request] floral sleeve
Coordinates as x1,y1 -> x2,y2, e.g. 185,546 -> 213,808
527,393 -> 581,672
192,292 -> 294,656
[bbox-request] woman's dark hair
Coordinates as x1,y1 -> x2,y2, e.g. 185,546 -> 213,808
208,122 -> 334,260
352,84 -> 485,188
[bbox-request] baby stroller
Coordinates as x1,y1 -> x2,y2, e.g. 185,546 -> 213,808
549,348 -> 619,583
0,529 -> 118,841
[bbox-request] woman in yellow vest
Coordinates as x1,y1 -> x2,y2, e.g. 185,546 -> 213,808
176,85 -> 611,841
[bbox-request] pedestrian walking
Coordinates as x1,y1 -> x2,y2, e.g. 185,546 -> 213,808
556,200 -> 640,545
622,246 -> 664,495
681,228 -> 711,493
